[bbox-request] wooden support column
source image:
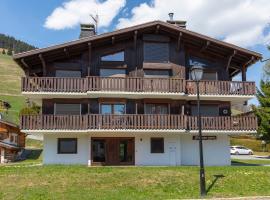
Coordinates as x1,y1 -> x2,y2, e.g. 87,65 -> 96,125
200,41 -> 210,52
133,30 -> 138,50
155,25 -> 160,34
88,42 -> 92,76
64,48 -> 69,57
177,32 -> 182,51
226,50 -> 237,72
242,56 -> 254,81
38,54 -> 46,76
21,58 -> 30,77
112,36 -> 115,45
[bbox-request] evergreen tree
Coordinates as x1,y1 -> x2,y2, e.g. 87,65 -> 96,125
7,48 -> 12,55
254,54 -> 270,141
2,49 -> 5,54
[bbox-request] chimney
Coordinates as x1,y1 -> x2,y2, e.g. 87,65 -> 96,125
79,24 -> 95,38
166,13 -> 186,28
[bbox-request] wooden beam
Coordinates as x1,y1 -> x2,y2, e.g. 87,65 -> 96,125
133,30 -> 138,50
155,25 -> 160,34
63,48 -> 69,57
200,41 -> 210,52
38,54 -> 46,76
177,32 -> 182,51
21,59 -> 30,76
226,50 -> 237,71
112,36 -> 115,45
88,42 -> 92,76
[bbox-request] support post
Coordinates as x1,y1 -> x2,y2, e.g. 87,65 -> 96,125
88,42 -> 92,76
177,32 -> 182,51
39,54 -> 46,76
196,81 -> 206,197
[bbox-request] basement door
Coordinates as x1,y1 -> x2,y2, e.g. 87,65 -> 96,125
91,137 -> 134,166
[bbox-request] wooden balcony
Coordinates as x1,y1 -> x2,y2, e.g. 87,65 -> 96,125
20,114 -> 257,132
186,80 -> 255,96
21,77 -> 185,93
20,114 -> 186,130
21,77 -> 255,96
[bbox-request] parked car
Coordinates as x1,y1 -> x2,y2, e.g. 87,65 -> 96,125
230,146 -> 253,155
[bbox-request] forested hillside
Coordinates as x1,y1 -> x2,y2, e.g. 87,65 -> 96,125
0,33 -> 37,55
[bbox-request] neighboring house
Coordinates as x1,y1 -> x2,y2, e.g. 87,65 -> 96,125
13,17 -> 261,166
0,120 -> 25,163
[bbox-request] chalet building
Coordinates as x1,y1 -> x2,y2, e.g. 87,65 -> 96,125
0,120 -> 25,163
13,17 -> 261,166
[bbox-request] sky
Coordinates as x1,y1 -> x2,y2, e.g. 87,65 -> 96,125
1,0 -> 270,105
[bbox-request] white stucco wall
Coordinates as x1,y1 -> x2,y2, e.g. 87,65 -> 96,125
42,133 -> 230,166
135,134 -> 181,166
43,134 -> 90,165
180,134 -> 230,166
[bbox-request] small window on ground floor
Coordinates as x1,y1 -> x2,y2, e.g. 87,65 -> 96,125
58,138 -> 77,154
151,138 -> 164,153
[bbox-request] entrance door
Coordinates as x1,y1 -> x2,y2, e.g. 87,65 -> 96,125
91,138 -> 134,166
168,142 -> 177,166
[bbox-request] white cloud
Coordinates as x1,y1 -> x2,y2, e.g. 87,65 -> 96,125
44,0 -> 126,30
117,0 -> 270,47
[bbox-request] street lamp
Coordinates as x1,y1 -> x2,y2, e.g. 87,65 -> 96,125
190,65 -> 206,197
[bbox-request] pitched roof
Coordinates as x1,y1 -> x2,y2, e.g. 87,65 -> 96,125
13,20 -> 262,67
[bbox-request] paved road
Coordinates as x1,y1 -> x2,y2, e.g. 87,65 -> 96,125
231,154 -> 270,160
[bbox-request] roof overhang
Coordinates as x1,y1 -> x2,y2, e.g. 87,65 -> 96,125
13,20 -> 262,76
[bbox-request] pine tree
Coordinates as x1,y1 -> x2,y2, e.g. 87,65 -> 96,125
7,48 -> 12,55
2,49 -> 5,54
254,56 -> 270,141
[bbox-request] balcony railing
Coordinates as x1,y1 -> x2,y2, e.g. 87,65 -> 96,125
20,114 -> 257,131
22,77 -> 185,93
186,80 -> 255,96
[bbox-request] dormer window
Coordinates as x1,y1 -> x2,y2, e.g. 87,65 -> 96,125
101,51 -> 124,62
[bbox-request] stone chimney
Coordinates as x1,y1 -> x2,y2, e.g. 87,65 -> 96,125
166,13 -> 186,29
79,24 -> 95,38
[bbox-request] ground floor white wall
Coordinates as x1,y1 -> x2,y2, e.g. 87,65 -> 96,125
43,133 -> 231,166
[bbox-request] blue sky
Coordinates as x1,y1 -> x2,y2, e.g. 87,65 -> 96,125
1,0 -> 270,105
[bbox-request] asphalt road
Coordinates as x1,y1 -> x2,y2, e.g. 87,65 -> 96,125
231,154 -> 270,160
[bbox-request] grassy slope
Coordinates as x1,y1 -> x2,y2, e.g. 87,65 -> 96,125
0,166 -> 269,199
230,136 -> 270,153
0,54 -> 25,123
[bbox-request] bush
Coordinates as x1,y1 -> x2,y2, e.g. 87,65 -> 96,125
19,103 -> 40,115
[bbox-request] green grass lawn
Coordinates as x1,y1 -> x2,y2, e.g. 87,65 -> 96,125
0,165 -> 269,200
232,159 -> 270,165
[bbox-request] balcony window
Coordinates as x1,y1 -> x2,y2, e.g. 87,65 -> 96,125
101,103 -> 125,114
151,138 -> 164,153
145,104 -> 169,114
144,69 -> 171,78
191,105 -> 219,116
144,42 -> 169,63
101,51 -> 124,61
55,70 -> 81,77
58,138 -> 77,154
54,104 -> 81,115
100,69 -> 126,77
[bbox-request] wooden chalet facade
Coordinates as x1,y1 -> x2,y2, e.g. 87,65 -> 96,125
0,120 -> 25,163
13,19 -> 261,166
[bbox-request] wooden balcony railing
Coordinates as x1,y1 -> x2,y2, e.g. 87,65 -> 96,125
186,80 -> 255,95
187,116 -> 257,131
20,114 -> 257,131
21,77 -> 185,93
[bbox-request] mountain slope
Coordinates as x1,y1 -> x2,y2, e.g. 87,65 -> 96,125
0,54 -> 26,123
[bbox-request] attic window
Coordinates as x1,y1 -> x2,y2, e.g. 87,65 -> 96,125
144,42 -> 169,63
101,51 -> 124,61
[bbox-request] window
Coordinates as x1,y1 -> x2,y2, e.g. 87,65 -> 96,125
100,69 -> 126,77
202,71 -> 218,80
58,138 -> 77,154
101,103 -> 125,114
145,104 -> 169,114
151,138 -> 164,153
144,69 -> 171,78
101,51 -> 124,61
55,70 -> 81,77
191,105 -> 219,116
144,42 -> 169,63
54,104 -> 81,115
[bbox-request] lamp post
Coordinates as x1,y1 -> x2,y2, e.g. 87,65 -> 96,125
190,65 -> 206,197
